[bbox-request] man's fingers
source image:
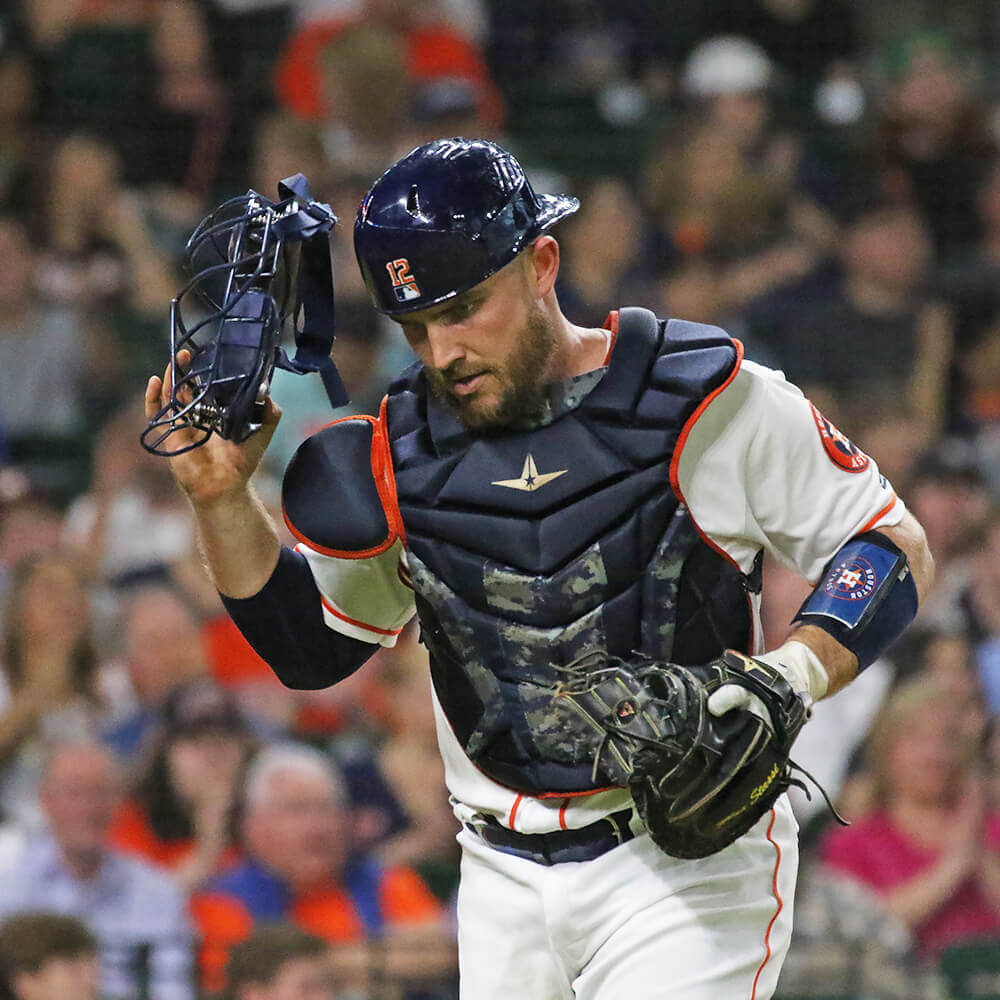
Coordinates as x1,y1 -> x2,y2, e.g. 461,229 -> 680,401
163,350 -> 195,407
707,684 -> 770,724
144,376 -> 162,419
261,396 -> 282,427
707,685 -> 751,717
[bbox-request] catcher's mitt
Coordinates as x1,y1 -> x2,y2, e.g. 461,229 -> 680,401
553,649 -> 812,859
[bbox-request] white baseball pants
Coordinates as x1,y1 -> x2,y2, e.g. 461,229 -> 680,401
456,797 -> 798,999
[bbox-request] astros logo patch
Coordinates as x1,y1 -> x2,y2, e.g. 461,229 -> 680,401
809,403 -> 870,473
386,258 -> 421,303
824,556 -> 878,601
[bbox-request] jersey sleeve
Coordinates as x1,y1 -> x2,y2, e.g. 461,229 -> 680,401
282,416 -> 416,647
673,359 -> 904,582
294,542 -> 415,646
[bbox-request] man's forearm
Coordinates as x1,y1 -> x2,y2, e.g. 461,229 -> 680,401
190,485 -> 281,599
789,511 -> 934,698
220,547 -> 378,689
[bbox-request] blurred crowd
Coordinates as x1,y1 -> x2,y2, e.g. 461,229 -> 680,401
1,0 -> 1000,997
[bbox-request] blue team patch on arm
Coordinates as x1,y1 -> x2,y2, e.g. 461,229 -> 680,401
795,531 -> 918,669
809,541 -> 903,628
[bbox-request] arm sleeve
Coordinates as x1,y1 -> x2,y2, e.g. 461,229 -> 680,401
675,359 -> 904,580
220,546 -> 379,690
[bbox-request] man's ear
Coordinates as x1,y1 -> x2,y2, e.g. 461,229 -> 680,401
524,236 -> 560,298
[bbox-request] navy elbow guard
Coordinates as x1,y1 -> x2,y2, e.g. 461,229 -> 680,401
793,530 -> 919,671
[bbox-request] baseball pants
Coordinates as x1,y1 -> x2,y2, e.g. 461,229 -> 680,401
456,796 -> 798,999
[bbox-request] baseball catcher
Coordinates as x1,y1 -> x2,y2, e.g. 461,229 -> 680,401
145,138 -> 931,999
554,648 -> 835,859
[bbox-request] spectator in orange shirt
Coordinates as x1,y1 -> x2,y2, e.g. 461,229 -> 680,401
273,0 -> 503,154
110,681 -> 254,891
191,743 -> 456,995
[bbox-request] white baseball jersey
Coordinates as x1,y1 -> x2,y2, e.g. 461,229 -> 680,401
292,352 -> 902,999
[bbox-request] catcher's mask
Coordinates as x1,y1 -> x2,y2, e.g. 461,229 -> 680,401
141,174 -> 348,457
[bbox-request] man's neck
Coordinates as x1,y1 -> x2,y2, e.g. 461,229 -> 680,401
556,317 -> 612,379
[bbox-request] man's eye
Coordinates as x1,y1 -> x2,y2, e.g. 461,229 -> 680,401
448,302 -> 475,322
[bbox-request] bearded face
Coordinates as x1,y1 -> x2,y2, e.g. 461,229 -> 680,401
423,302 -> 559,431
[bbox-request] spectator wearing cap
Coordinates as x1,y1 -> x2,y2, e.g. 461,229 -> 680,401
696,0 -> 861,127
0,911 -> 100,1000
678,33 -> 810,211
681,35 -> 777,155
0,742 -> 194,1000
646,36 -> 820,316
191,743 -> 455,995
223,923 -> 333,1000
110,681 -> 254,891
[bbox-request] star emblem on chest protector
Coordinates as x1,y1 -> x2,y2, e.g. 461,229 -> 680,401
492,454 -> 567,492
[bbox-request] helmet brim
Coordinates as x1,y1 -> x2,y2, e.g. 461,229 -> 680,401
533,193 -> 580,233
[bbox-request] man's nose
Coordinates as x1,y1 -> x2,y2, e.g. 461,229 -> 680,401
425,324 -> 465,371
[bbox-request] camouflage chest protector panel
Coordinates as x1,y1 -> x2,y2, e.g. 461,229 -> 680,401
385,308 -> 756,794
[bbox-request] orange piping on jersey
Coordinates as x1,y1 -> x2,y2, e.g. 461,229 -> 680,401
285,517 -> 395,560
559,801 -> 569,830
377,396 -> 407,545
750,808 -> 783,1000
282,415 -> 398,559
601,310 -> 619,365
803,492 -> 903,587
319,591 -> 404,637
858,492 -> 899,535
507,794 -> 523,830
667,339 -> 756,652
534,786 -> 618,799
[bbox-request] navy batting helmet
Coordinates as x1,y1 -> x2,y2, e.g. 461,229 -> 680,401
354,137 -> 579,315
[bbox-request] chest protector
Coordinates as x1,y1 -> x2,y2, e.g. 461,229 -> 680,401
384,308 -> 757,795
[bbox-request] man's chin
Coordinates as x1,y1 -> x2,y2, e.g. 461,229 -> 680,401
431,381 -> 504,430
449,396 -> 506,431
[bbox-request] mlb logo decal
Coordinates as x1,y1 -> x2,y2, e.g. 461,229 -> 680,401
386,258 -> 421,303
824,556 -> 878,601
809,403 -> 870,473
394,283 -> 421,302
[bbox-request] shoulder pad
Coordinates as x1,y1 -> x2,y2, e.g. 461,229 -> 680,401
282,416 -> 403,557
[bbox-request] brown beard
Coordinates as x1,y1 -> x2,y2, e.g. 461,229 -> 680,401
425,306 -> 558,431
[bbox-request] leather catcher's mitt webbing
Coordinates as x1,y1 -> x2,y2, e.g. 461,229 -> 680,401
553,650 -> 815,859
